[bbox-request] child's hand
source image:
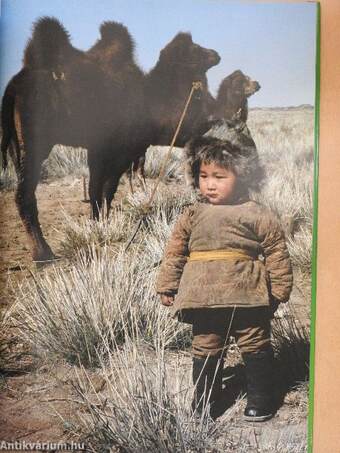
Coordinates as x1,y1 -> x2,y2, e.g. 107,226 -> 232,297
160,293 -> 175,307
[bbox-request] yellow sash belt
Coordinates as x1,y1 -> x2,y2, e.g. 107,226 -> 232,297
188,249 -> 254,262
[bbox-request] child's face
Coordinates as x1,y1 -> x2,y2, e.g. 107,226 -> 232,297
199,161 -> 237,205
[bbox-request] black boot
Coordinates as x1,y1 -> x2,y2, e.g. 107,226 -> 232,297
242,349 -> 275,422
191,356 -> 223,419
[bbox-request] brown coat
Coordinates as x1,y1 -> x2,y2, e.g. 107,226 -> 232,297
156,200 -> 293,317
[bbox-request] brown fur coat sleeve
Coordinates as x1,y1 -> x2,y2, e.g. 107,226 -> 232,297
155,207 -> 194,294
254,210 -> 293,303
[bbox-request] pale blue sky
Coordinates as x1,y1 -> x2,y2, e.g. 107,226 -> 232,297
0,0 -> 317,107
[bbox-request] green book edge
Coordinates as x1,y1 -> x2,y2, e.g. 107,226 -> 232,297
308,2 -> 320,452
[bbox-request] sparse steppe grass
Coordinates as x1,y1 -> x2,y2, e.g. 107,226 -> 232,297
143,145 -> 184,180
56,182 -> 197,260
0,144 -> 88,191
0,158 -> 17,191
8,244 -> 191,368
287,226 -> 312,275
6,235 -> 309,451
124,179 -> 196,220
272,307 -> 310,385
248,108 -> 314,234
247,108 -> 314,167
70,336 -> 308,452
57,204 -> 136,259
40,145 -> 88,180
252,160 -> 313,235
68,335 -> 307,453
73,343 -> 219,453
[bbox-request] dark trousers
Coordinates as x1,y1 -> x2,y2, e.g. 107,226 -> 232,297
192,307 -> 271,358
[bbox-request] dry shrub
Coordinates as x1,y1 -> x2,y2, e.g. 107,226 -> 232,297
272,303 -> 310,386
124,181 -> 196,221
9,245 -> 190,368
73,343 -> 219,453
72,341 -> 307,453
287,226 -> 313,275
41,145 -> 88,180
58,204 -> 136,258
0,159 -> 17,191
144,145 -> 184,180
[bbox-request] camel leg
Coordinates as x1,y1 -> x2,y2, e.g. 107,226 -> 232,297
8,141 -> 21,175
15,146 -> 56,262
88,161 -> 105,220
103,173 -> 121,218
137,155 -> 147,191
128,162 -> 134,194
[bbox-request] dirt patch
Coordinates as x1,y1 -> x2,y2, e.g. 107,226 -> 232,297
0,177 -> 92,306
0,364 -> 78,442
0,177 -> 89,444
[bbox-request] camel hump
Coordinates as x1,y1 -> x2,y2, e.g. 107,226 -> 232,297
100,21 -> 134,47
23,16 -> 73,69
88,21 -> 135,58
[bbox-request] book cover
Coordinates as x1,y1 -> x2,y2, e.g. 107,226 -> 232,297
0,1 -> 319,451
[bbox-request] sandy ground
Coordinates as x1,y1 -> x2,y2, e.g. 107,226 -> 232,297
0,178 -> 89,301
0,178 -> 91,446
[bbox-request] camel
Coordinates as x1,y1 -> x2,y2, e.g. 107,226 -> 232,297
214,70 -> 260,122
1,18 -> 141,261
129,32 -> 221,187
1,19 -> 221,263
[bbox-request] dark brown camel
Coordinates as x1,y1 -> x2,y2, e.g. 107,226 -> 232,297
214,70 -> 260,122
1,17 -> 142,262
145,32 -> 220,145
85,21 -> 151,217
130,32 -> 220,184
1,20 -> 220,263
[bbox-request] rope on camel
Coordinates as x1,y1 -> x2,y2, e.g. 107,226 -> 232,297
124,81 -> 203,251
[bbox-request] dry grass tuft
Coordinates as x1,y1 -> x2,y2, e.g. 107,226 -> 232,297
73,343 -> 219,453
57,204 -> 135,259
143,145 -> 184,180
0,159 -> 17,191
272,303 -> 310,386
41,145 -> 88,180
287,226 -> 312,275
9,245 -> 191,368
124,181 -> 196,220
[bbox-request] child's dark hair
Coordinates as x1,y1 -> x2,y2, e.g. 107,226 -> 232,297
184,120 -> 264,195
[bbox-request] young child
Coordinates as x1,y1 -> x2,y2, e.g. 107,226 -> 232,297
156,132 -> 293,421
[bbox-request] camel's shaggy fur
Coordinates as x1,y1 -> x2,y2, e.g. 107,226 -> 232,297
23,17 -> 83,69
0,18 -> 142,261
85,21 -> 150,217
214,70 -> 260,122
129,32 -> 220,185
1,18 -> 221,262
145,32 -> 220,146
